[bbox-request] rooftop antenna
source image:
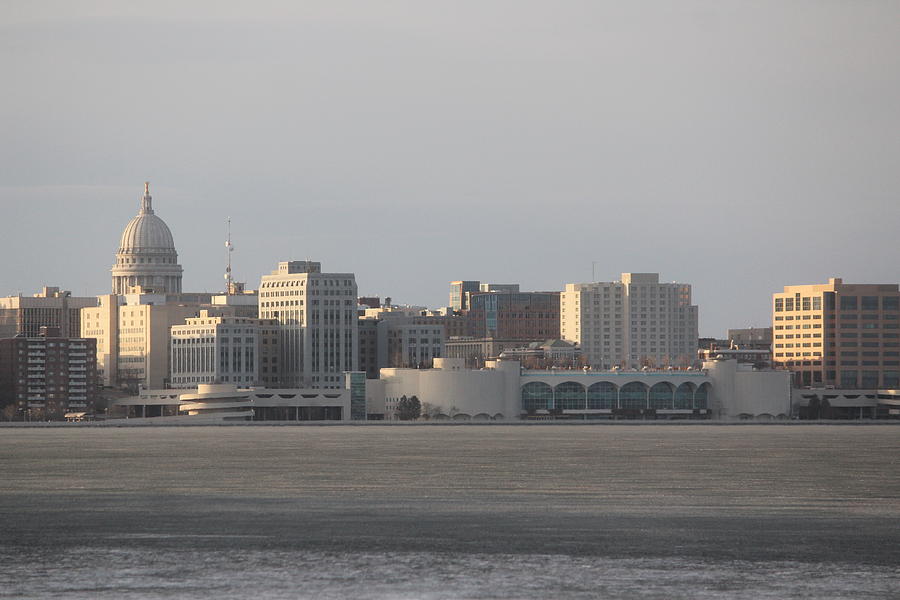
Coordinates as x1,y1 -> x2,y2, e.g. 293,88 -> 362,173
224,217 -> 233,294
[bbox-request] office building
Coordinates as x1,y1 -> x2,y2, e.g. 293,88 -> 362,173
561,273 -> 698,369
81,293 -> 202,390
170,310 -> 279,388
358,306 -> 445,375
259,261 -> 358,388
772,278 -> 900,388
0,287 -> 96,339
449,281 -> 480,311
468,291 -> 560,340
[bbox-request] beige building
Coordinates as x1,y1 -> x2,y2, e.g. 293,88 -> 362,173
561,273 -> 698,369
259,261 -> 358,388
0,287 -> 96,338
111,182 -> 183,295
82,295 -> 199,390
170,310 -> 279,389
772,278 -> 900,388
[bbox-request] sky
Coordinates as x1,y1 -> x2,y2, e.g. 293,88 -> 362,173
1,1 -> 898,337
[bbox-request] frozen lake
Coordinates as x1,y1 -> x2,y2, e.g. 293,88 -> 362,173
1,425 -> 898,598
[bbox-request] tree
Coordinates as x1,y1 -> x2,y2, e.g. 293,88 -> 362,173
1,404 -> 17,422
396,395 -> 421,421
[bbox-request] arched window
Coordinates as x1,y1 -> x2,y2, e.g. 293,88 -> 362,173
694,383 -> 710,410
674,382 -> 695,410
649,382 -> 674,410
554,381 -> 586,410
521,382 -> 553,411
619,382 -> 648,410
587,382 -> 617,409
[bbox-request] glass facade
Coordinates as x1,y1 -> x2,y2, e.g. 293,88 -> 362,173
694,383 -> 710,410
649,382 -> 674,410
554,381 -> 586,410
674,383 -> 694,409
619,382 -> 648,410
521,382 -> 553,410
587,382 -> 617,409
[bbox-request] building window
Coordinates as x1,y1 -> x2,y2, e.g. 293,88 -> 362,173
840,296 -> 858,310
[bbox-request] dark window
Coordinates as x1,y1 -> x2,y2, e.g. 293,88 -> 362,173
840,296 -> 858,310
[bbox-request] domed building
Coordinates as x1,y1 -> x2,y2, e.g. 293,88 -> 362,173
111,183 -> 183,294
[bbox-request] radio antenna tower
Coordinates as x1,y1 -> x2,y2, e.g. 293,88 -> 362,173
224,217 -> 234,294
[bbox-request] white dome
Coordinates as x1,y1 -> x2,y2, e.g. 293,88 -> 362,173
118,213 -> 175,252
111,183 -> 183,295
116,183 -> 176,253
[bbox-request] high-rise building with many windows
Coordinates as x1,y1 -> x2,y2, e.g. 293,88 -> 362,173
259,261 -> 358,388
772,278 -> 900,388
561,273 -> 698,369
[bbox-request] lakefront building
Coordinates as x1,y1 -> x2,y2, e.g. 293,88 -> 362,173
561,273 -> 698,369
772,278 -> 900,389
259,261 -> 359,388
169,310 -> 280,389
378,357 -> 791,421
0,329 -> 98,419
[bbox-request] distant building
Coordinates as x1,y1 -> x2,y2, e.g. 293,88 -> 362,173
479,283 -> 520,293
0,287 -> 96,339
497,339 -> 581,367
0,329 -> 98,419
698,347 -> 771,369
357,306 -> 446,376
358,317 -> 380,378
81,293 -> 206,390
772,278 -> 900,388
561,273 -> 698,369
377,357 -> 790,421
358,297 -> 381,310
449,281 -> 480,311
468,291 -> 560,340
209,292 -> 259,318
727,327 -> 772,350
698,327 -> 773,369
169,310 -> 279,389
445,338 -> 527,366
258,261 -> 358,388
111,183 -> 183,295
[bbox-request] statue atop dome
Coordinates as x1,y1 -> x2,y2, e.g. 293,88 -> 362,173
110,182 -> 183,295
140,181 -> 154,214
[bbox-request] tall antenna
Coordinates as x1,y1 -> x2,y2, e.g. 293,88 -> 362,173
224,217 -> 233,294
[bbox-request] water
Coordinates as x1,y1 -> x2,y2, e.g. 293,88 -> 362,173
1,425 -> 898,598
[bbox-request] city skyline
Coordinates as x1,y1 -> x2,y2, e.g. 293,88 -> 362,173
2,2 -> 899,338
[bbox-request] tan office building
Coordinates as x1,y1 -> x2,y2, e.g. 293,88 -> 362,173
259,261 -> 358,388
82,296 -> 200,390
772,278 -> 900,388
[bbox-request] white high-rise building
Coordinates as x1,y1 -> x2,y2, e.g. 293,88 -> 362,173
170,310 -> 279,389
259,261 -> 358,388
561,273 -> 698,369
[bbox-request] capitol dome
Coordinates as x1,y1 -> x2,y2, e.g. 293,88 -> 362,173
111,183 -> 183,295
118,201 -> 176,252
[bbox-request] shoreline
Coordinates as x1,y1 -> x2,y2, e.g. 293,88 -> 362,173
1,419 -> 898,427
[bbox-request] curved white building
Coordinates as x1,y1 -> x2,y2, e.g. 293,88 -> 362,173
380,358 -> 792,421
111,183 -> 183,294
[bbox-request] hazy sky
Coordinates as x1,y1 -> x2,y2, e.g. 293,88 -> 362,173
2,1 -> 898,336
